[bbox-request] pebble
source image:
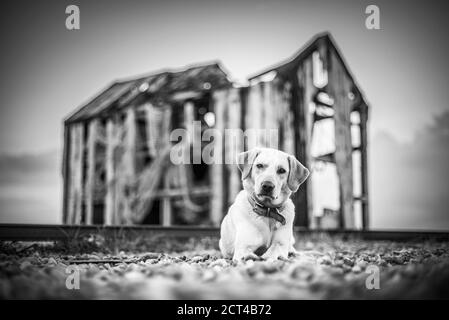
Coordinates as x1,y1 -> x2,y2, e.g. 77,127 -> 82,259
334,259 -> 344,267
356,260 -> 368,269
19,260 -> 32,270
351,265 -> 362,273
191,256 -> 205,263
209,259 -> 228,268
343,257 -> 354,266
317,256 -> 332,265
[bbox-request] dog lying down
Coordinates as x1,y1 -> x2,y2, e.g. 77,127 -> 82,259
219,148 -> 310,262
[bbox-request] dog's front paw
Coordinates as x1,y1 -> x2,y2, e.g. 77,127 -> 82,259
262,246 -> 289,262
233,252 -> 262,262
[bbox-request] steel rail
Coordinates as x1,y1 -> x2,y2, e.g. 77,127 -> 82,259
1,224 -> 449,242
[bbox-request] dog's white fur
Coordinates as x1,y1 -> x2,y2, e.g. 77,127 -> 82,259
219,148 -> 310,261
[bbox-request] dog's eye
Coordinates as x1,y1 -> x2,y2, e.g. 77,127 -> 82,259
256,163 -> 264,169
277,168 -> 286,174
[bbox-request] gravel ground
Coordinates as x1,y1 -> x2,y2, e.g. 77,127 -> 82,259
1,235 -> 449,299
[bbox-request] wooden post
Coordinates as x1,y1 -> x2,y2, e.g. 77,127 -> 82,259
211,90 -> 227,226
142,103 -> 157,158
280,81 -> 295,155
226,88 -> 242,204
66,125 -> 75,224
104,118 -> 115,225
327,48 -> 355,229
359,104 -> 369,229
291,63 -> 309,227
67,123 -> 85,225
85,119 -> 98,225
184,101 -> 195,143
121,107 -> 137,224
162,172 -> 172,226
245,83 -> 264,148
113,119 -> 124,225
302,57 -> 315,228
62,124 -> 71,223
263,81 -> 277,147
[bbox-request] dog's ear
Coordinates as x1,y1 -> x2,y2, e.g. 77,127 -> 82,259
236,148 -> 261,180
287,155 -> 310,192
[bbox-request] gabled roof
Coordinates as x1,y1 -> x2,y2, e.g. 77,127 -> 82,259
248,32 -> 369,109
65,62 -> 231,123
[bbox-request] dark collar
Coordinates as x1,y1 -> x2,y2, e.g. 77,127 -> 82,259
247,192 -> 286,225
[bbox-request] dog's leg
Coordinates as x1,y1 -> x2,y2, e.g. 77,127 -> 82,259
232,226 -> 264,262
219,239 -> 233,259
262,242 -> 289,261
262,225 -> 291,261
288,233 -> 299,257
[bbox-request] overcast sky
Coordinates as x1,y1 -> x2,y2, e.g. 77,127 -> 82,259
1,0 -> 449,229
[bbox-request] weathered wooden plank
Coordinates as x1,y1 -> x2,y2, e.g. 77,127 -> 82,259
157,104 -> 173,154
121,107 -> 138,224
280,81 -> 295,155
161,172 -> 172,226
142,103 -> 172,158
314,40 -> 329,89
328,48 -> 355,228
292,63 -> 309,227
245,83 -> 264,148
67,123 -> 85,225
66,126 -> 76,224
183,101 -> 195,143
262,81 -> 278,148
62,125 -> 71,223
183,100 -> 202,165
225,88 -> 242,204
211,90 -> 227,226
85,119 -> 98,225
142,103 -> 157,158
359,104 -> 369,229
112,119 -> 124,225
124,108 -> 137,177
104,118 -> 115,225
302,57 -> 315,228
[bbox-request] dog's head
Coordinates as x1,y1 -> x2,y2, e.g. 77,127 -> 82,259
237,148 -> 310,206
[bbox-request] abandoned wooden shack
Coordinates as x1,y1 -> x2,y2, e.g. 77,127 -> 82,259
62,32 -> 369,229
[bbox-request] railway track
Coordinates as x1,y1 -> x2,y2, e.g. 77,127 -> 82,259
1,223 -> 449,242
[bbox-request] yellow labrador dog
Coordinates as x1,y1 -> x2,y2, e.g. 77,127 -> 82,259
219,148 -> 309,261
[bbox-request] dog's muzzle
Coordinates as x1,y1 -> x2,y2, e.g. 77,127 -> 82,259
260,181 -> 275,196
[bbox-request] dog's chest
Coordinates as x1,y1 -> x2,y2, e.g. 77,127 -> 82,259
252,215 -> 281,246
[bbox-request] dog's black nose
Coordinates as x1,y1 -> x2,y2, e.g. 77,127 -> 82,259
261,181 -> 275,193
